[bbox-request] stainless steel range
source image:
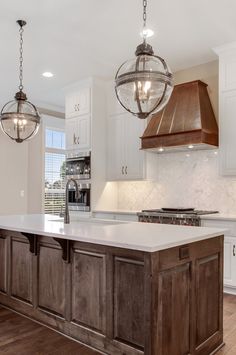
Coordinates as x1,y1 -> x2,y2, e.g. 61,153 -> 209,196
138,208 -> 218,226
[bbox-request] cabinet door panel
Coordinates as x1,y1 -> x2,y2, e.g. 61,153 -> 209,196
107,116 -> 125,180
38,244 -> 66,317
72,249 -> 106,333
11,238 -> 32,303
114,257 -> 145,349
195,254 -> 220,347
125,114 -> 145,180
77,115 -> 91,150
157,263 -> 191,355
0,236 -> 7,293
65,117 -> 77,150
224,236 -> 236,286
220,91 -> 236,175
66,88 -> 90,118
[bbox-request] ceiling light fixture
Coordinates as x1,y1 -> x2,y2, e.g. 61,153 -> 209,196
0,20 -> 40,143
42,72 -> 54,78
115,0 -> 173,119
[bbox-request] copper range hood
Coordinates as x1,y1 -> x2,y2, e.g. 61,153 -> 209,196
141,80 -> 218,152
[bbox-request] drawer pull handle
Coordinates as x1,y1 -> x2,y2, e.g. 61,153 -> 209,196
125,166 -> 127,175
122,166 -> 124,175
233,245 -> 236,257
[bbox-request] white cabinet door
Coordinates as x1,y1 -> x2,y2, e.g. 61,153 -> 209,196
65,117 -> 78,150
107,115 -> 125,180
66,88 -> 90,118
220,90 -> 236,175
125,114 -> 146,180
224,236 -> 236,287
107,113 -> 146,181
77,115 -> 91,150
65,115 -> 91,151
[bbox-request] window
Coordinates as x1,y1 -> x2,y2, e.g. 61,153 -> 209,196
44,128 -> 66,215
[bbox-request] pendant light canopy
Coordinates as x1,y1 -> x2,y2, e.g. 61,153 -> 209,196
115,0 -> 173,119
0,20 -> 40,143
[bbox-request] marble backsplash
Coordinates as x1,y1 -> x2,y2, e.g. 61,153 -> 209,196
117,150 -> 236,213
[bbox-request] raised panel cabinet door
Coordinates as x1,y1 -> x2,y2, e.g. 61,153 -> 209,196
66,88 -> 91,118
10,237 -> 33,304
125,113 -> 146,180
220,90 -> 236,175
157,263 -> 191,355
224,236 -> 236,287
114,257 -> 145,350
195,253 -> 221,352
107,115 -> 125,181
0,236 -> 7,293
71,249 -> 106,333
38,243 -> 66,318
77,115 -> 91,150
65,117 -> 77,150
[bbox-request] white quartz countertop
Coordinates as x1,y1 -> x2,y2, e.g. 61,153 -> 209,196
0,214 -> 226,253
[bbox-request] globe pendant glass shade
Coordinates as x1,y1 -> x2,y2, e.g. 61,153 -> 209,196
0,98 -> 40,143
115,52 -> 173,119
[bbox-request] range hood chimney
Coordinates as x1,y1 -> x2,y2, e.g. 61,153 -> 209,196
141,80 -> 218,152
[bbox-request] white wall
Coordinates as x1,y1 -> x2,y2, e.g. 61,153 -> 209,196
0,130 -> 28,215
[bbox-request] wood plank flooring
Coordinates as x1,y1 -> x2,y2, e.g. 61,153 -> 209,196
0,294 -> 236,354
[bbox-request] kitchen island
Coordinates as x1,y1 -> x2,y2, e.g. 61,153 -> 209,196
0,214 -> 226,355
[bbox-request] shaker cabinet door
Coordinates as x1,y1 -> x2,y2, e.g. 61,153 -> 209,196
66,115 -> 91,151
66,88 -> 90,118
65,117 -> 78,150
224,236 -> 236,287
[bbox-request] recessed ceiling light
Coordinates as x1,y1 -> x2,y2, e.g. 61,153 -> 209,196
42,72 -> 54,78
188,144 -> 194,149
140,28 -> 154,39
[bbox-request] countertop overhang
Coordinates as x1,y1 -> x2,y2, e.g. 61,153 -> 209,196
0,214 -> 227,253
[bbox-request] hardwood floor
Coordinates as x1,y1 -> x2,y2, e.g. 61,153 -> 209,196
0,307 -> 100,355
0,294 -> 236,354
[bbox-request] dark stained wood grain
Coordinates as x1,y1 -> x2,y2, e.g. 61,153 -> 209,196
10,236 -> 33,304
38,241 -> 66,317
157,262 -> 191,355
114,257 -> 145,349
71,249 -> 106,332
0,236 -> 6,293
0,229 -> 224,355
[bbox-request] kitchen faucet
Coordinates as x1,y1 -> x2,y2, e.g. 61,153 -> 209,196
64,178 -> 80,224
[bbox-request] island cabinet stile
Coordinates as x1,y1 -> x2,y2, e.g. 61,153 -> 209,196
0,228 -> 223,355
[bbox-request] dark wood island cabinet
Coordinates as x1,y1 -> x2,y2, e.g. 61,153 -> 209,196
0,229 -> 224,355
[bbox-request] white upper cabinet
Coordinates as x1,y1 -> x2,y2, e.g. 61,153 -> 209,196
65,115 -> 90,151
66,87 -> 90,118
214,43 -> 236,175
107,113 -> 146,181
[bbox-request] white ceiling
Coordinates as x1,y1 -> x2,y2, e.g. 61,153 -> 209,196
1,0 -> 236,110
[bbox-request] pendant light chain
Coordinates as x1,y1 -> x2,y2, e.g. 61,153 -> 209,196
143,0 -> 147,42
19,25 -> 24,91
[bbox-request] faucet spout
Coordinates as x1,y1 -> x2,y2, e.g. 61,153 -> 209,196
64,178 -> 80,224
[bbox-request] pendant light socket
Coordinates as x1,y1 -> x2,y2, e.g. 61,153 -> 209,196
16,20 -> 27,27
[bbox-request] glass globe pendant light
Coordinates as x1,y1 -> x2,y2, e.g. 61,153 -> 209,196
0,20 -> 40,143
115,0 -> 173,119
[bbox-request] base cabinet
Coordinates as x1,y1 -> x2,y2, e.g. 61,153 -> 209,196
0,230 -> 223,355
